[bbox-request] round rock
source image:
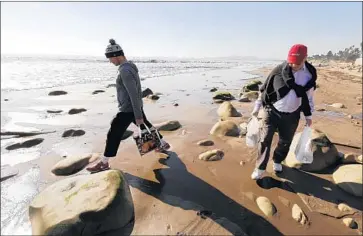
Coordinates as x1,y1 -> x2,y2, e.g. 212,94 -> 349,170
210,120 -> 240,137
342,218 -> 357,229
197,140 -> 214,146
51,153 -> 100,176
29,170 -> 134,236
333,164 -> 362,197
256,196 -> 276,217
198,149 -> 224,161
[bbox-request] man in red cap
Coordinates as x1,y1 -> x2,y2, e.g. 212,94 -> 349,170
250,44 -> 317,180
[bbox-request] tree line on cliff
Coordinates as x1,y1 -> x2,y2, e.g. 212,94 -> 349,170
308,42 -> 362,62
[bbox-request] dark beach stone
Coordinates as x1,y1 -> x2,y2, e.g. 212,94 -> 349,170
47,109 -> 63,114
68,108 -> 87,115
62,129 -> 86,138
5,138 -> 44,151
92,90 -> 105,95
107,84 -> 116,88
48,91 -> 68,96
142,88 -> 153,98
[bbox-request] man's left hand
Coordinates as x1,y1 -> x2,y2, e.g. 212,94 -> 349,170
136,118 -> 145,126
306,119 -> 312,127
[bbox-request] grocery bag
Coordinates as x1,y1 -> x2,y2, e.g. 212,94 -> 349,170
246,116 -> 260,148
294,126 -> 314,164
133,125 -> 162,156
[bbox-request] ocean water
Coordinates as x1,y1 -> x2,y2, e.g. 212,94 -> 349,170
1,55 -> 279,92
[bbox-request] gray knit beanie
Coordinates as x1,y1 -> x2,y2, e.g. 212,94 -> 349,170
105,39 -> 124,58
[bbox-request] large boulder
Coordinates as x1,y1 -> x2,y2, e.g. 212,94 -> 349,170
29,170 -> 134,235
332,164 -> 362,197
51,153 -> 100,176
242,80 -> 262,93
284,129 -> 340,172
210,120 -> 240,137
212,92 -> 235,101
217,102 -> 241,118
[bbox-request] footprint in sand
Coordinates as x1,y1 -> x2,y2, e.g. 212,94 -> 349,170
5,138 -> 44,151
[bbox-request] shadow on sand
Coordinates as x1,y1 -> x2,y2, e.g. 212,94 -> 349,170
124,151 -> 282,236
256,166 -> 363,212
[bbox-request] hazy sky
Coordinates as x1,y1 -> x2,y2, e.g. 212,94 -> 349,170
1,2 -> 362,59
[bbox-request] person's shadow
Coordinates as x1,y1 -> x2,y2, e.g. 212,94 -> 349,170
124,151 -> 282,236
256,166 -> 363,213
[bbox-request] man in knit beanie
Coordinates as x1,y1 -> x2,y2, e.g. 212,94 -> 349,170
87,39 -> 170,173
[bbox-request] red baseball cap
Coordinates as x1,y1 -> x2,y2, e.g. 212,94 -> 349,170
287,44 -> 307,64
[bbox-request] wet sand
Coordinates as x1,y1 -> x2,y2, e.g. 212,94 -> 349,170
1,62 -> 362,235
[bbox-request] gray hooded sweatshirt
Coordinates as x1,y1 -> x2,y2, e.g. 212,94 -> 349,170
116,61 -> 143,120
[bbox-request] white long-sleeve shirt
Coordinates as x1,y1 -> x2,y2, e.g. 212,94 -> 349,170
252,64 -> 315,120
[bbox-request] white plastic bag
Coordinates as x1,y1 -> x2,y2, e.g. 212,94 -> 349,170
246,116 -> 260,148
294,126 -> 314,164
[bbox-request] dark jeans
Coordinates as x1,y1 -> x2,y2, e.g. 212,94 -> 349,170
104,110 -> 163,157
255,105 -> 300,170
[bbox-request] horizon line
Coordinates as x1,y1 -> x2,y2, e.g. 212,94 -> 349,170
1,53 -> 283,61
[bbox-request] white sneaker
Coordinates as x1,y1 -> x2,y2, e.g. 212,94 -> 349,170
273,163 -> 283,172
251,168 -> 265,180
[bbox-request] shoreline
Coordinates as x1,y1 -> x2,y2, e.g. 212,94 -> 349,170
1,61 -> 362,235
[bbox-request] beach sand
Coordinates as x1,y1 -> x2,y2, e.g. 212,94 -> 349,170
1,62 -> 362,235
